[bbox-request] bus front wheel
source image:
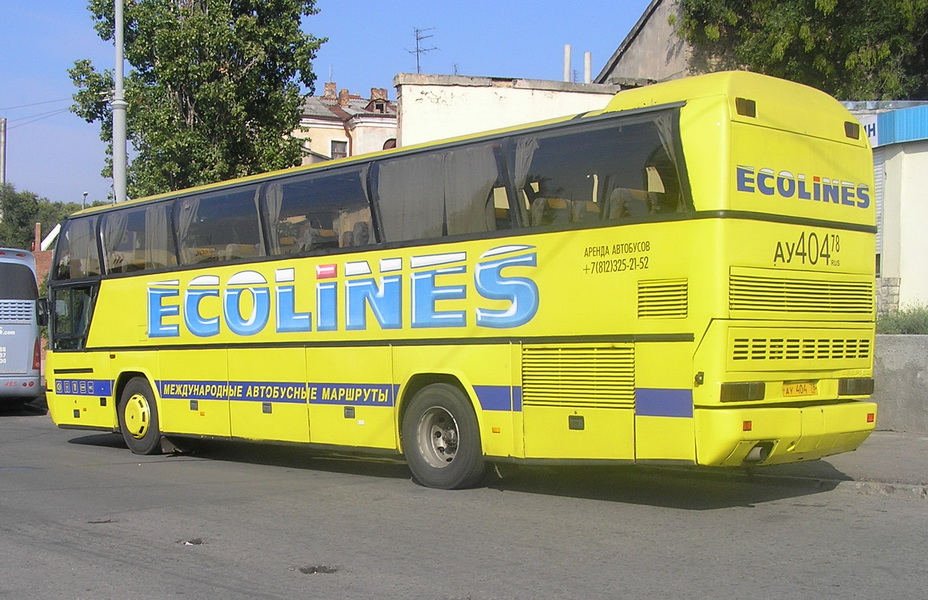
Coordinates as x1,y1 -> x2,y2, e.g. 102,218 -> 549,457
401,383 -> 486,489
118,377 -> 162,455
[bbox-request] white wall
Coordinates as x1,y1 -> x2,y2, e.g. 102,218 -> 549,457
891,139 -> 928,306
395,74 -> 620,146
350,118 -> 396,155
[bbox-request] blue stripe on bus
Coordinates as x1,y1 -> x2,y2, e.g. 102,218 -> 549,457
635,388 -> 693,418
474,385 -> 519,411
54,379 -> 113,397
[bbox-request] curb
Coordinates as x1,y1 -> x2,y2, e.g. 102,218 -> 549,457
832,479 -> 928,500
729,472 -> 928,500
636,465 -> 928,500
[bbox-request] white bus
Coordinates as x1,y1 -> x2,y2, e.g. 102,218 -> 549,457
0,248 -> 43,403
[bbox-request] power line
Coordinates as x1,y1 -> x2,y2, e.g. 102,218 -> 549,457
5,108 -> 72,130
0,98 -> 71,112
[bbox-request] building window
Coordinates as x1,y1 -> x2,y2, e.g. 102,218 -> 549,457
331,140 -> 348,159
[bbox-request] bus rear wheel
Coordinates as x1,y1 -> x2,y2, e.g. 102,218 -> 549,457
118,377 -> 162,455
401,383 -> 486,489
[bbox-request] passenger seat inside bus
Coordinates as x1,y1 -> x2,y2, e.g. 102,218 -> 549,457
606,188 -> 665,219
224,243 -> 260,260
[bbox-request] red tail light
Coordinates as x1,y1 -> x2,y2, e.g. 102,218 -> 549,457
32,337 -> 42,371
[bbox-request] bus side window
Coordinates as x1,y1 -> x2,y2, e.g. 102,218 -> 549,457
509,109 -> 690,228
52,217 -> 101,280
376,142 -> 501,242
265,167 -> 372,255
102,203 -> 177,274
176,185 -> 265,265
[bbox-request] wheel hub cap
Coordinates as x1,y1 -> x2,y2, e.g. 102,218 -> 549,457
124,393 -> 150,440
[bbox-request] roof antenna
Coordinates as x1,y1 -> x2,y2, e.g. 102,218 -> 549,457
407,27 -> 437,74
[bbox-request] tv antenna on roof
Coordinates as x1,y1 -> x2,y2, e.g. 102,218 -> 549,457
407,27 -> 438,74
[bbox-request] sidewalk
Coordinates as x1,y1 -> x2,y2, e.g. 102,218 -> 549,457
750,431 -> 928,498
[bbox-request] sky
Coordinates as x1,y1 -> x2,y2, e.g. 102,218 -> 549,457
0,0 -> 652,205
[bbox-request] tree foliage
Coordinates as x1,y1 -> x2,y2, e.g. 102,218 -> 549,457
70,0 -> 325,198
0,184 -> 84,249
675,0 -> 928,100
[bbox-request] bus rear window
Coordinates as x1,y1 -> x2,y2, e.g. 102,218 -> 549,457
0,263 -> 38,299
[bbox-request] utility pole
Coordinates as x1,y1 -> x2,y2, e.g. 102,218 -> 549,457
0,117 -> 7,186
407,27 -> 437,74
112,0 -> 128,203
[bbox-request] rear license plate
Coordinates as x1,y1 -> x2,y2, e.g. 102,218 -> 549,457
783,382 -> 818,397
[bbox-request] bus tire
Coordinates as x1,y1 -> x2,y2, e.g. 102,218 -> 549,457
118,377 -> 162,455
401,383 -> 486,489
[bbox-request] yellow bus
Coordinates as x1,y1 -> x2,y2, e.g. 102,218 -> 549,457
45,71 -> 877,489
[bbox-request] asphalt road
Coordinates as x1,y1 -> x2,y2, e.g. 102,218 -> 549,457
2,403 -> 926,600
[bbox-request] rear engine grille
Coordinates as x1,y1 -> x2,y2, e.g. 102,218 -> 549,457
730,271 -> 873,315
522,344 -> 635,409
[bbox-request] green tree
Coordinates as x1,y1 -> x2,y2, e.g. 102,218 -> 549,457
70,0 -> 325,198
675,0 -> 928,100
0,184 -> 82,249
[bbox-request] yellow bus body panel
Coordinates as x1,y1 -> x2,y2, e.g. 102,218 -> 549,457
306,345 -> 394,449
46,71 -> 877,473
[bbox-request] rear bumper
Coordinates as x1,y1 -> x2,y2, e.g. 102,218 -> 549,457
695,401 -> 877,467
1,376 -> 42,399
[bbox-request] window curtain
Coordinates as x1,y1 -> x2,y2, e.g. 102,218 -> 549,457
377,153 -> 444,241
101,211 -> 129,272
443,144 -> 499,235
144,204 -> 175,268
176,197 -> 200,264
264,182 -> 284,254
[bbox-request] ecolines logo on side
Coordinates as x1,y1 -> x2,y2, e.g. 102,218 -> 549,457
147,245 -> 539,339
736,166 -> 871,209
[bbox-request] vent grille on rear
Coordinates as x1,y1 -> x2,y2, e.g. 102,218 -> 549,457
732,337 -> 872,362
0,300 -> 33,323
730,272 -> 873,315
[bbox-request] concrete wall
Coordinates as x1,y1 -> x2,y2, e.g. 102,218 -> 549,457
595,0 -> 689,84
394,74 -> 620,147
873,335 -> 928,433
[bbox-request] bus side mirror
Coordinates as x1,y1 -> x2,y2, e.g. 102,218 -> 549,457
36,298 -> 49,327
